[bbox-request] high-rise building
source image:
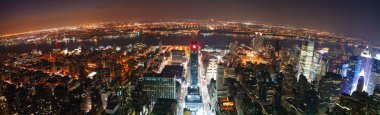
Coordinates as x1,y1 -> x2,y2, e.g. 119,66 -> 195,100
171,50 -> 185,65
143,73 -> 177,101
353,47 -> 375,95
152,98 -> 178,115
185,41 -> 203,113
297,40 -> 315,82
207,79 -> 217,114
341,56 -> 361,94
216,63 -> 228,98
190,41 -> 199,87
206,56 -> 218,85
253,32 -> 264,51
283,64 -> 295,96
297,74 -> 311,99
341,48 -> 376,95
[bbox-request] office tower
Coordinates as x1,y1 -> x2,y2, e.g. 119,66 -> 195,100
289,45 -> 301,66
362,47 -> 378,96
341,50 -> 376,95
207,79 -> 217,114
161,65 -> 184,83
353,47 -> 374,95
185,41 -> 203,113
297,74 -> 311,99
152,98 -> 178,115
142,73 -> 177,101
297,40 -> 315,82
283,64 -> 295,96
216,63 -> 228,98
311,52 -> 322,76
253,32 -> 264,51
206,56 -> 218,85
171,50 -> 185,65
257,71 -> 270,102
341,56 -> 361,94
190,41 -> 199,87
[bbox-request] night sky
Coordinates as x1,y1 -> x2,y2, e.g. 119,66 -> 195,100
1,0 -> 379,43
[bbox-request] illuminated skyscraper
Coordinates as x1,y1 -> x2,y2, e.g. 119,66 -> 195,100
359,47 -> 377,95
185,41 -> 203,113
341,56 -> 361,94
142,73 -> 177,101
206,56 -> 218,85
297,40 -> 315,82
341,46 -> 376,95
190,41 -> 199,87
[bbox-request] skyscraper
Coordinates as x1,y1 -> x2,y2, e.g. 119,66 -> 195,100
297,40 -> 315,82
185,41 -> 203,113
142,73 -> 177,101
341,47 -> 376,95
283,64 -> 295,96
190,41 -> 199,87
206,56 -> 218,85
341,56 -> 361,94
216,63 -> 228,98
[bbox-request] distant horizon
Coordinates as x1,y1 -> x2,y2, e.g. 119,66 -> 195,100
1,0 -> 379,43
0,19 -> 369,42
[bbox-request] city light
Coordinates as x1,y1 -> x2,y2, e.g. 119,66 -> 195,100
0,1 -> 379,114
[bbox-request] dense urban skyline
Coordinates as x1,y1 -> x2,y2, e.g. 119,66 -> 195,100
1,1 -> 380,115
1,0 -> 380,43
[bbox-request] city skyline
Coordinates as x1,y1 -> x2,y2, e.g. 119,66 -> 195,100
1,1 -> 380,115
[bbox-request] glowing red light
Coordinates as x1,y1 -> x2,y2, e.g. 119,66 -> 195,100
192,45 -> 197,49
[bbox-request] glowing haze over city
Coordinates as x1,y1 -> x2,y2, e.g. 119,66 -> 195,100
0,0 -> 379,115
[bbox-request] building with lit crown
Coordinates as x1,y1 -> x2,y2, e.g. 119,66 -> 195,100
297,40 -> 315,82
185,41 -> 203,114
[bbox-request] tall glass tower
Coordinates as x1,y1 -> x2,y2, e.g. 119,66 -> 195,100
297,40 -> 315,82
185,41 -> 203,114
190,41 -> 199,87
